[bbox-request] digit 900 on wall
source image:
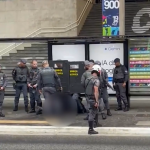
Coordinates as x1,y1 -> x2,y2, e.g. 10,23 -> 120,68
104,0 -> 120,9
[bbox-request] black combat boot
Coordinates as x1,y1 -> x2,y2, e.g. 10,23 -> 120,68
101,113 -> 107,120
94,114 -> 102,128
0,112 -> 5,117
29,109 -> 36,113
36,102 -> 42,115
115,106 -> 122,111
36,109 -> 42,115
107,109 -> 112,116
39,102 -> 42,107
88,121 -> 98,135
36,105 -> 42,115
124,104 -> 129,112
25,105 -> 28,113
13,105 -> 18,111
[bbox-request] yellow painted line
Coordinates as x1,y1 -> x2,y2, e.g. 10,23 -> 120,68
0,120 -> 48,124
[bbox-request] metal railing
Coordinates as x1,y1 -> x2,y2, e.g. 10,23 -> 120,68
0,0 -> 93,57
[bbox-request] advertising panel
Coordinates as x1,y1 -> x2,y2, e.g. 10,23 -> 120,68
89,43 -> 124,94
102,0 -> 120,36
52,45 -> 85,61
129,47 -> 150,88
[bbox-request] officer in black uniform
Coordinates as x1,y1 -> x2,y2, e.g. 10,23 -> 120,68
12,59 -> 29,112
0,65 -> 8,117
113,58 -> 129,112
28,60 -> 42,114
38,60 -> 62,105
85,64 -> 102,135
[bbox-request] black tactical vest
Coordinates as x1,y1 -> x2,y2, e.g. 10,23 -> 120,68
29,68 -> 40,85
114,65 -> 125,80
15,67 -> 28,82
0,72 -> 4,86
40,67 -> 55,87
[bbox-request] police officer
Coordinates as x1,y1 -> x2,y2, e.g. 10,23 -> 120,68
113,58 -> 129,111
0,65 -> 7,117
28,60 -> 42,114
81,61 -> 93,120
85,64 -> 102,134
82,61 -> 106,120
38,60 -> 62,103
81,61 -> 93,87
95,60 -> 112,116
89,59 -> 94,63
12,59 -> 29,112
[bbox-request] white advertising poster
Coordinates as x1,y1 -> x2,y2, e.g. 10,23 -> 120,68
52,45 -> 85,61
89,43 -> 124,94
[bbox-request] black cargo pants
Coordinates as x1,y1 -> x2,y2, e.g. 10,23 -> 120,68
115,83 -> 127,106
101,87 -> 110,110
0,90 -> 4,113
14,83 -> 28,107
87,99 -> 98,122
29,87 -> 42,110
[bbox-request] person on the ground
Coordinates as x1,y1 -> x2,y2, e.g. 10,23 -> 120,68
38,60 -> 62,111
0,65 -> 7,117
81,61 -> 93,120
12,59 -> 30,112
28,60 -> 42,114
112,58 -> 129,112
85,64 -> 102,135
95,60 -> 113,116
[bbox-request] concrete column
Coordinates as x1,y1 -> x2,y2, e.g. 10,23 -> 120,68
119,0 -> 125,36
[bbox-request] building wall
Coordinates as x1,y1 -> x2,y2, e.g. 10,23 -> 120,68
0,0 -> 79,38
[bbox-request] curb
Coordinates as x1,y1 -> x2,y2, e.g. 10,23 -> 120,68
0,126 -> 150,136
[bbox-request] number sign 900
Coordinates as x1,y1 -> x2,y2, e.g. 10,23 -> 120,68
104,0 -> 120,9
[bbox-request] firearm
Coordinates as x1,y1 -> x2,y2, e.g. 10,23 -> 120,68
103,79 -> 114,91
106,82 -> 114,91
113,84 -> 117,91
30,81 -> 37,93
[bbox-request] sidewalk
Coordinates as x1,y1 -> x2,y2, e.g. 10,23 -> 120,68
0,99 -> 150,136
1,99 -> 150,128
